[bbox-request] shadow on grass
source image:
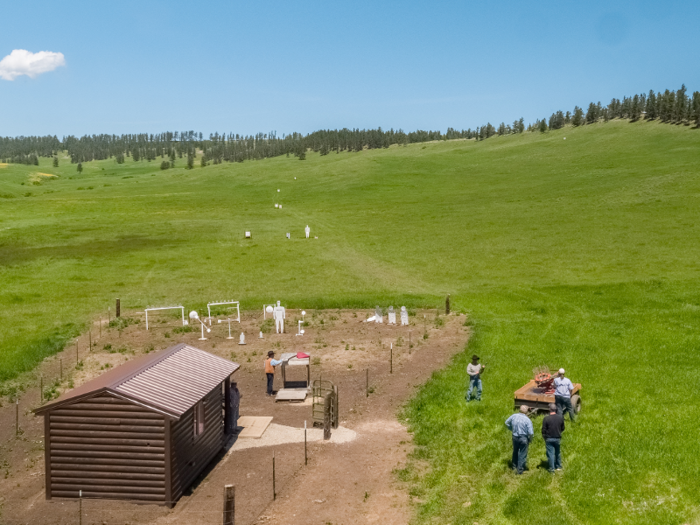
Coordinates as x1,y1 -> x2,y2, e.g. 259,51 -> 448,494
0,235 -> 174,266
535,459 -> 551,471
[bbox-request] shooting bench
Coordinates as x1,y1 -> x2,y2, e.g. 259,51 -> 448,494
275,353 -> 310,402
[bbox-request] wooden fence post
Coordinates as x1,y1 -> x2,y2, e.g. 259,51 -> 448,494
365,369 -> 369,397
323,392 -> 332,440
333,386 -> 339,429
390,343 -> 393,374
446,294 -> 450,315
116,298 -> 121,318
304,420 -> 307,466
15,399 -> 19,436
223,485 -> 235,525
272,452 -> 276,500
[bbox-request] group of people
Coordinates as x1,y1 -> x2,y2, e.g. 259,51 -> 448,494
466,355 -> 576,474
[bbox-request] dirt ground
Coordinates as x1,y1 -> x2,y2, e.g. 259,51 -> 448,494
0,308 -> 469,525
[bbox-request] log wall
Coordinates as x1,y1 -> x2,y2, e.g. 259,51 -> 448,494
46,393 -> 166,503
170,385 -> 225,501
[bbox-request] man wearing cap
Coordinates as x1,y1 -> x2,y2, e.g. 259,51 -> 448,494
542,403 -> 565,472
505,405 -> 534,474
264,351 -> 287,396
554,368 -> 576,422
466,355 -> 486,402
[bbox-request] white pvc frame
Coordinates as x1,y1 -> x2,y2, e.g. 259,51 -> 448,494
207,301 -> 240,323
263,304 -> 276,319
145,306 -> 185,330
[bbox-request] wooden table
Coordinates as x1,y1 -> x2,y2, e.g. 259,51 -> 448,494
513,380 -> 582,414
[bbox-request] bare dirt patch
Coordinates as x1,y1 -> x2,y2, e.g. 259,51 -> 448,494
0,309 -> 469,524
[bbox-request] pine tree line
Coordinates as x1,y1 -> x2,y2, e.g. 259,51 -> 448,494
1,85 -> 697,166
527,85 -> 700,133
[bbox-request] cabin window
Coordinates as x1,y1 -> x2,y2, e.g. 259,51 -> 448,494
193,401 -> 205,436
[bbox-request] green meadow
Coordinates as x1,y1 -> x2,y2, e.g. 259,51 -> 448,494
1,120 -> 699,523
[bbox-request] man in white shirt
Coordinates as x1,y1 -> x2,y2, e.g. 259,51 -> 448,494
554,368 -> 576,421
466,355 -> 486,402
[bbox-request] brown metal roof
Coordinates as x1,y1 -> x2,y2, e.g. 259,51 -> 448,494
35,343 -> 239,418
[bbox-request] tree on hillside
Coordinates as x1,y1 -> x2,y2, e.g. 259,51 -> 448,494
631,95 -> 641,121
538,118 -> 548,133
572,106 -> 584,127
675,84 -> 688,122
549,111 -> 565,130
646,90 -> 657,119
53,157 -> 58,167
692,91 -> 700,127
132,148 -> 141,162
200,154 -> 207,167
77,162 -> 83,173
586,102 -> 599,124
186,152 -> 194,169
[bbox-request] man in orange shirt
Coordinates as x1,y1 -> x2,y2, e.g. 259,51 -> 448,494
264,351 -> 287,396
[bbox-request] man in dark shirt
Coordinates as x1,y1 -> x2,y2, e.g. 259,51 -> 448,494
542,403 -> 565,473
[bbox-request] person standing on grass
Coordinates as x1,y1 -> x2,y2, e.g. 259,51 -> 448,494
264,351 -> 286,396
554,368 -> 576,421
542,403 -> 565,472
505,405 -> 534,474
466,354 -> 486,401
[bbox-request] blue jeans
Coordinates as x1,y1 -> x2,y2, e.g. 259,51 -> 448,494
555,395 -> 576,422
545,438 -> 562,471
466,375 -> 482,401
266,373 -> 274,395
511,436 -> 530,474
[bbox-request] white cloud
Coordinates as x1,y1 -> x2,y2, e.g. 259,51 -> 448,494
0,49 -> 66,81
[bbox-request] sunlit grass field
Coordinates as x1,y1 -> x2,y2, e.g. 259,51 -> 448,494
1,119 -> 699,523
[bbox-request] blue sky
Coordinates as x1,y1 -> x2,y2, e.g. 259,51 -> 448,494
1,0 -> 698,137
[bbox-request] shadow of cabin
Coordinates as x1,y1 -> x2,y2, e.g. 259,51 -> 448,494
34,343 -> 240,507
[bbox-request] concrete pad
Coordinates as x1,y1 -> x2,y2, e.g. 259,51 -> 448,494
275,389 -> 308,402
228,423 -> 357,452
236,416 -> 273,438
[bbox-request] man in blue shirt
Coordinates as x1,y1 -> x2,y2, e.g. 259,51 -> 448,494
505,405 -> 534,474
554,368 -> 576,422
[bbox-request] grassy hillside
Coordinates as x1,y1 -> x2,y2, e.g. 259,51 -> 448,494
1,120 -> 699,523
